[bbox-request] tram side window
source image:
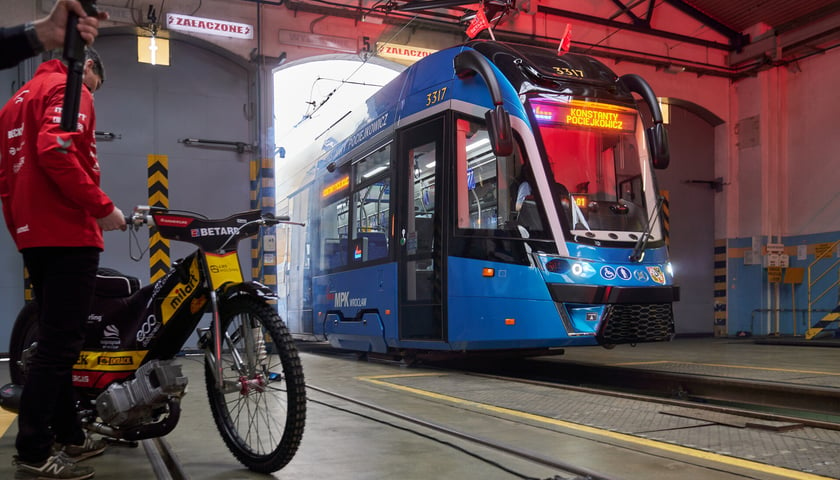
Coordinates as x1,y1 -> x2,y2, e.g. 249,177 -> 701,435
352,145 -> 391,263
319,169 -> 351,271
455,118 -> 519,232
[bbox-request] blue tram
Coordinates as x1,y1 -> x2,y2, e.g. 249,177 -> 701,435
276,40 -> 678,355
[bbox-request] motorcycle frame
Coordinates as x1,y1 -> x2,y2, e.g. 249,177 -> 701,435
131,206 -> 280,393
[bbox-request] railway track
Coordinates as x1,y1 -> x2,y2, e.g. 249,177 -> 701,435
441,357 -> 840,429
296,341 -> 840,428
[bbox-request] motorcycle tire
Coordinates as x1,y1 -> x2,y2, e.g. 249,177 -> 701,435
9,302 -> 39,385
204,296 -> 306,473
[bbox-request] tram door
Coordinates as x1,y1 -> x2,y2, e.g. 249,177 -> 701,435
396,118 -> 445,341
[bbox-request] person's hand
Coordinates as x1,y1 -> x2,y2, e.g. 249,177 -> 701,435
98,206 -> 126,232
33,0 -> 109,51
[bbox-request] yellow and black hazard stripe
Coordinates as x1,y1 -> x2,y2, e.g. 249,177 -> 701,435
250,157 -> 276,300
23,267 -> 32,302
806,306 -> 840,340
713,239 -> 727,336
148,154 -> 170,283
660,190 -> 670,249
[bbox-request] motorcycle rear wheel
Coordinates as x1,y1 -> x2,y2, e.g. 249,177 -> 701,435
9,302 -> 39,385
204,296 -> 306,473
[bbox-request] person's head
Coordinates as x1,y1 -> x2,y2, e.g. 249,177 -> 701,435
82,46 -> 105,92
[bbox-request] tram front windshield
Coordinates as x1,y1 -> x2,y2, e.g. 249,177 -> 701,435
529,97 -> 652,241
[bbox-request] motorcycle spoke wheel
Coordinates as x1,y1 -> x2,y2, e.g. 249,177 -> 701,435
204,297 -> 306,473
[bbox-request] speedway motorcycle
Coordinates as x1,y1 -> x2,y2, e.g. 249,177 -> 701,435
1,205 -> 306,473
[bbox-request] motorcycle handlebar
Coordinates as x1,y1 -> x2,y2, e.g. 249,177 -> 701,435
123,206 -> 300,230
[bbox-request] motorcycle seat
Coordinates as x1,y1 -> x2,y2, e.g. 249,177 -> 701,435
96,268 -> 141,297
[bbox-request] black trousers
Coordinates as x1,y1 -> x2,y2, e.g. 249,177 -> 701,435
16,247 -> 99,462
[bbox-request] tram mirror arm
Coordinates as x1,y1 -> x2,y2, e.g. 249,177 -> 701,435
454,50 -> 514,156
618,74 -> 670,169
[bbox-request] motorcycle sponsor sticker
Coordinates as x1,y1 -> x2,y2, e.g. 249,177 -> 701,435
190,226 -> 239,237
74,350 -> 147,371
616,266 -> 632,281
155,215 -> 194,227
136,314 -> 161,347
71,371 -> 132,389
161,256 -> 202,322
647,266 -> 666,285
599,265 -> 616,280
98,356 -> 133,366
204,251 -> 244,288
101,324 -> 121,350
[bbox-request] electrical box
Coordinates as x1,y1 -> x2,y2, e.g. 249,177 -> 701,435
763,243 -> 788,267
762,253 -> 789,268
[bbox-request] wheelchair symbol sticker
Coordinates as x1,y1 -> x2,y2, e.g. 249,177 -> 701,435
600,266 -> 616,280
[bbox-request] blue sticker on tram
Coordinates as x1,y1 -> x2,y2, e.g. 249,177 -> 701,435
635,269 -> 649,282
616,266 -> 631,281
600,265 -> 616,280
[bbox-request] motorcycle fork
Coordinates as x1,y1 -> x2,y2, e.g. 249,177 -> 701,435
210,288 -> 225,391
203,291 -> 263,394
200,257 -> 264,394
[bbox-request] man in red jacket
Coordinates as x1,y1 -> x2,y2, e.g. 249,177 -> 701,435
0,47 -> 125,480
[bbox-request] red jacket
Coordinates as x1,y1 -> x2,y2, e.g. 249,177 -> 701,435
0,59 -> 114,250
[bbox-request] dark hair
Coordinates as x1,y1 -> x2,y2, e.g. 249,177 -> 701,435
84,46 -> 105,84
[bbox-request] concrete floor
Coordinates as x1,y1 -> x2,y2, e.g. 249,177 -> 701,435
0,337 -> 837,479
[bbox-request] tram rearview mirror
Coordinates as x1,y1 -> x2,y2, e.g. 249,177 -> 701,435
486,105 -> 513,157
647,123 -> 670,169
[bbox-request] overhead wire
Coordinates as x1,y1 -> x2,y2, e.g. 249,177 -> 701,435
291,12 -> 420,127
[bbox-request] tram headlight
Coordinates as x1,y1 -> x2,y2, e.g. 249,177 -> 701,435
539,256 -> 596,279
666,262 -> 674,277
571,261 -> 596,278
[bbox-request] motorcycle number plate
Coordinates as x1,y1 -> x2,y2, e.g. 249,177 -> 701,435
205,251 -> 244,289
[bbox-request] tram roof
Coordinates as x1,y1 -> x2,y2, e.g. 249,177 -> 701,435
318,40 -> 638,169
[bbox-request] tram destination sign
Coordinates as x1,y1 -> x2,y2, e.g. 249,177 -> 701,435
532,100 -> 636,133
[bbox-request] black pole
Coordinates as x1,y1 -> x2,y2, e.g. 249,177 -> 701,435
60,0 -> 98,132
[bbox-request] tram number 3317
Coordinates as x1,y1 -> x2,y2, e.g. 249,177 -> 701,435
426,87 -> 447,106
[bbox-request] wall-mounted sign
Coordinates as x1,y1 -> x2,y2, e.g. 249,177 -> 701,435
279,30 -> 357,53
137,36 -> 170,66
166,13 -> 253,39
376,42 -> 437,65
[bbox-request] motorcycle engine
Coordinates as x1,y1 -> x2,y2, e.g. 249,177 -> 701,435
95,359 -> 188,427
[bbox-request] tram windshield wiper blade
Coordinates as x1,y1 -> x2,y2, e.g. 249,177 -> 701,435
629,195 -> 663,263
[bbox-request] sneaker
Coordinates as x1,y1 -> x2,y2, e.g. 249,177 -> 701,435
13,451 -> 94,480
56,436 -> 108,462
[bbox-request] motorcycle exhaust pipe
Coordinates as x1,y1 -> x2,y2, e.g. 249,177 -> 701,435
0,383 -> 23,413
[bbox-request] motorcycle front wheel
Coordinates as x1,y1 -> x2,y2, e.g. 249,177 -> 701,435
204,296 -> 306,473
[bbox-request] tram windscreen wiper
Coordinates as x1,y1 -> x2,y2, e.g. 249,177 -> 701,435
629,194 -> 664,262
